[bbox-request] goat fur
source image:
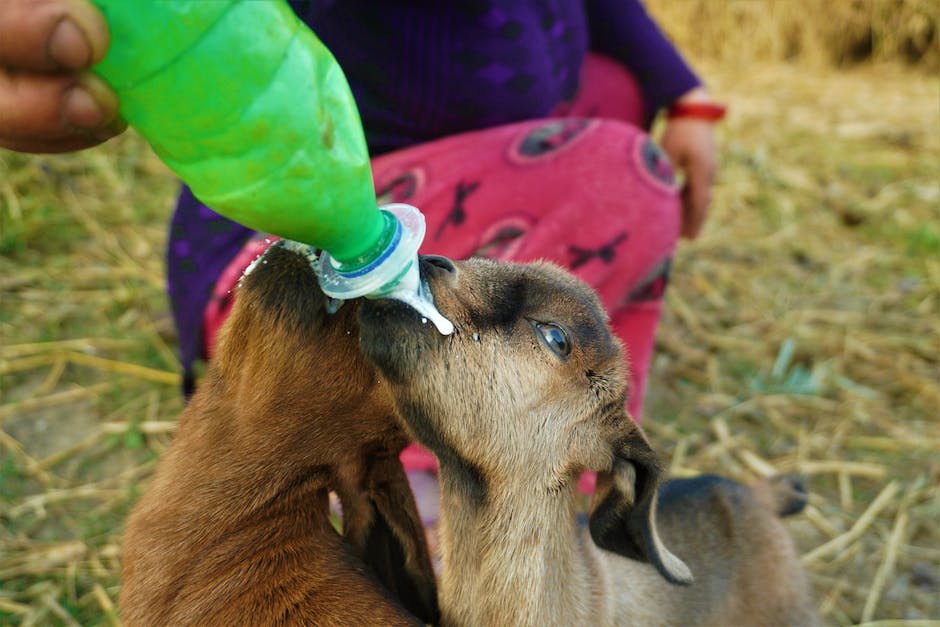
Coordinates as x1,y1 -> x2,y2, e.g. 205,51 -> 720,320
119,242 -> 438,626
358,256 -> 819,626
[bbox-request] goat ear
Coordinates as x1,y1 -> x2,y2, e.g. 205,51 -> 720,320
360,455 -> 440,625
589,429 -> 693,586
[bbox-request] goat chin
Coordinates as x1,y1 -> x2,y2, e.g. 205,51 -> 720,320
119,242 -> 437,626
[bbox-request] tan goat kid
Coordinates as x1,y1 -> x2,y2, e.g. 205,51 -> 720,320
358,256 -> 819,627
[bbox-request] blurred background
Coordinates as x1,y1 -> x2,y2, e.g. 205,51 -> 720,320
1,1 -> 938,624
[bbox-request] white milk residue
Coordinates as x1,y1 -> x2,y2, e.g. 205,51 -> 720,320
241,252 -> 265,278
388,281 -> 454,336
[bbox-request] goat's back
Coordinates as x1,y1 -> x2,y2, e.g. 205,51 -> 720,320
599,474 -> 819,626
123,487 -> 416,626
119,391 -> 421,626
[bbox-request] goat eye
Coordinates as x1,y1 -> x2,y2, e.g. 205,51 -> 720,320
535,322 -> 571,358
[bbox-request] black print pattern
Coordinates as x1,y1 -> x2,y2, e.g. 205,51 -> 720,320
516,119 -> 590,157
569,232 -> 628,269
473,224 -> 528,258
376,170 -> 420,204
641,138 -> 675,186
626,258 -> 672,302
435,180 -> 482,240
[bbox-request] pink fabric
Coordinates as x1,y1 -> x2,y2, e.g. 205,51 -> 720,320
203,237 -> 278,360
551,52 -> 647,123
203,55 -> 679,494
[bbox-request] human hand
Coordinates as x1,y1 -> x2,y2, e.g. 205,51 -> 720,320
0,0 -> 123,153
659,88 -> 720,240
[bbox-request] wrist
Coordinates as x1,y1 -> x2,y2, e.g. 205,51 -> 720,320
667,102 -> 726,122
675,86 -> 711,103
666,88 -> 726,122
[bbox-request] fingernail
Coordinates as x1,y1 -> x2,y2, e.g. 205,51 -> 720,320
48,18 -> 92,70
63,85 -> 105,129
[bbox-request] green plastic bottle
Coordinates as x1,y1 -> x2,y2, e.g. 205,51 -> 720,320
91,0 -> 453,333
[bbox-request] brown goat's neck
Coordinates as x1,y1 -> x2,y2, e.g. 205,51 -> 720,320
437,475 -> 600,626
145,397 -> 336,548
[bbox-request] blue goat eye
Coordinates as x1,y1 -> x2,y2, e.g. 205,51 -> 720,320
535,322 -> 571,358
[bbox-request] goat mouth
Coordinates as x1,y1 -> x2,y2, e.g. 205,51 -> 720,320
358,294 -> 426,332
358,286 -> 448,352
357,281 -> 448,384
357,256 -> 461,365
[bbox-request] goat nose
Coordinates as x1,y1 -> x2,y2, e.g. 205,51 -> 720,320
421,254 -> 456,274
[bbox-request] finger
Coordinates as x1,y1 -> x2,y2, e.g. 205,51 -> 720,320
0,131 -> 115,153
679,185 -> 699,239
0,0 -> 109,71
679,160 -> 714,239
0,69 -> 120,141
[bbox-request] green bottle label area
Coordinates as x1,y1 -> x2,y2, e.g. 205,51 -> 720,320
91,0 -> 385,262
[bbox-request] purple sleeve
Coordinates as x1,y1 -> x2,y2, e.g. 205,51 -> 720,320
585,0 -> 701,117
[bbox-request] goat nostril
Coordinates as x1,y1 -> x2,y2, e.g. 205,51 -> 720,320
422,254 -> 456,274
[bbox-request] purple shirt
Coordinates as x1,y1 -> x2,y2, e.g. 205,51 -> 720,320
292,0 -> 700,152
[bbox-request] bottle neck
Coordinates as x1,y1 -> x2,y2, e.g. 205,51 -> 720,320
316,203 -> 455,335
317,203 -> 423,301
329,210 -> 398,272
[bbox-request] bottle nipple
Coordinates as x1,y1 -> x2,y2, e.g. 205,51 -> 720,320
384,276 -> 455,336
318,204 -> 454,335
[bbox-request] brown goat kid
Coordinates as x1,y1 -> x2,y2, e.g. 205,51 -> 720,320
120,242 -> 438,626
358,256 -> 819,626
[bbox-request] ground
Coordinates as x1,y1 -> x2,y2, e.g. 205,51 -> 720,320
1,61 -> 938,625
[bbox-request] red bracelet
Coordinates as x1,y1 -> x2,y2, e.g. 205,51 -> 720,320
666,101 -> 727,122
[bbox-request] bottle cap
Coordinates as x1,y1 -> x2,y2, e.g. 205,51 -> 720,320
318,203 -> 424,300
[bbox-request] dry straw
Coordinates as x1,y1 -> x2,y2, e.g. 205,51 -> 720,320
649,0 -> 939,72
2,1 -> 939,624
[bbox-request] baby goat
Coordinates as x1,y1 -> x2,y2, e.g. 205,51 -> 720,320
592,466 -> 820,626
358,256 -> 818,626
120,242 -> 438,626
